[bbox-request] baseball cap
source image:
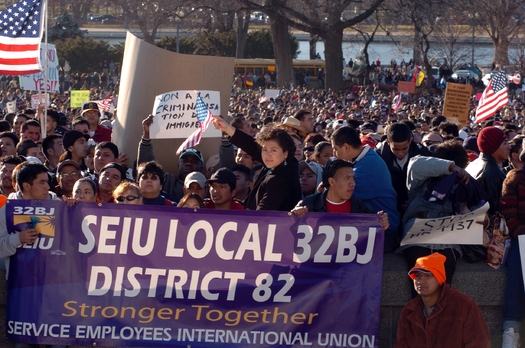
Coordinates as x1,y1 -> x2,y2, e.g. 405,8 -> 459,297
408,252 -> 446,285
332,119 -> 348,130
184,171 -> 206,189
179,148 -> 204,164
298,160 -> 323,181
100,162 -> 127,181
206,167 -> 237,191
63,130 -> 89,151
57,159 -> 81,173
81,102 -> 100,115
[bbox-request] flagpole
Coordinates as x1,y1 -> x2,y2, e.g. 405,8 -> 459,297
42,0 -> 48,137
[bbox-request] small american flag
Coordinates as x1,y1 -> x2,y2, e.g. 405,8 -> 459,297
0,0 -> 45,75
96,98 -> 113,112
475,70 -> 508,123
392,94 -> 402,112
176,95 -> 214,155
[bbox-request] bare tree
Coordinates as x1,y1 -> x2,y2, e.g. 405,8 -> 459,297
236,11 -> 251,58
69,0 -> 94,24
351,12 -> 382,84
242,0 -> 385,90
107,0 -> 193,44
468,0 -> 524,67
431,17 -> 472,67
384,0 -> 446,92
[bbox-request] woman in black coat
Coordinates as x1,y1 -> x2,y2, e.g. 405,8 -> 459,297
212,118 -> 301,211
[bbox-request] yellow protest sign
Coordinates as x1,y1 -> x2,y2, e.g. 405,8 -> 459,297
443,82 -> 473,127
70,90 -> 91,108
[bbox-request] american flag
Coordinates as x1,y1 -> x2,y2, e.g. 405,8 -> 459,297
176,95 -> 214,155
392,94 -> 402,112
96,98 -> 113,112
0,0 -> 45,75
475,70 -> 508,123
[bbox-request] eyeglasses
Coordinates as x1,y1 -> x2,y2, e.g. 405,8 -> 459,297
59,171 -> 80,178
116,195 -> 141,202
424,140 -> 441,146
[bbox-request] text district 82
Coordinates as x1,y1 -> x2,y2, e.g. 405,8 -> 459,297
79,216 -> 379,301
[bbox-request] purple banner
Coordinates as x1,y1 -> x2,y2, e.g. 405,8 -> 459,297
6,200 -> 384,347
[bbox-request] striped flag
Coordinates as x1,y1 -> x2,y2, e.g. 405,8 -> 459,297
0,0 -> 45,75
96,98 -> 113,112
392,94 -> 402,113
176,95 -> 214,155
475,71 -> 508,123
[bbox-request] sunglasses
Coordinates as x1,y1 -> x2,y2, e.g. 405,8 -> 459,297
116,195 -> 141,202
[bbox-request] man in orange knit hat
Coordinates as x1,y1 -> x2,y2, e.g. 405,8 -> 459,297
394,252 -> 490,348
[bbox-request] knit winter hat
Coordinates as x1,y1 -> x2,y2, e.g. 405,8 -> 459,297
408,252 -> 447,285
463,136 -> 479,153
477,126 -> 506,155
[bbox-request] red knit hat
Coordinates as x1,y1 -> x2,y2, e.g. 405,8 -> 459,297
477,126 -> 506,155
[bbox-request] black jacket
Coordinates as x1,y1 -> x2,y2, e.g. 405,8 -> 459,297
230,130 -> 302,211
298,190 -> 374,214
466,153 -> 506,215
376,140 -> 431,216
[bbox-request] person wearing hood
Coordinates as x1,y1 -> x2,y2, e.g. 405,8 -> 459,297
298,160 -> 323,198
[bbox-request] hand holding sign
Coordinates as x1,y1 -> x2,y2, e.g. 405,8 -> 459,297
149,90 -> 221,139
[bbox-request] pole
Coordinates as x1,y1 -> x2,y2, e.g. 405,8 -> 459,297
176,22 -> 180,53
471,23 -> 475,66
42,0 -> 49,138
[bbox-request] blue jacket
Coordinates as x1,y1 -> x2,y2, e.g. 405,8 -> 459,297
352,147 -> 400,234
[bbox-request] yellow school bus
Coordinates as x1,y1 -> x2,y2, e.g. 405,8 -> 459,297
234,59 -> 325,80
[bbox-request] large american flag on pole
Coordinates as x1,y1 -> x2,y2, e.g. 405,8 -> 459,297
475,70 -> 508,123
0,0 -> 45,75
176,95 -> 214,155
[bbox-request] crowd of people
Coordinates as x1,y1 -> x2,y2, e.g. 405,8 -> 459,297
0,61 -> 523,347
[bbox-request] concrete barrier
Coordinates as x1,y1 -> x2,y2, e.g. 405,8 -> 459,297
0,254 -> 521,348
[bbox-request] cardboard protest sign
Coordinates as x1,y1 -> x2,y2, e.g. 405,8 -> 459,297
149,90 -> 221,139
6,101 -> 16,113
265,89 -> 279,99
70,90 -> 91,108
19,44 -> 60,92
30,94 -> 51,109
443,82 -> 473,127
398,81 -> 416,94
401,202 -> 489,246
114,33 -> 234,175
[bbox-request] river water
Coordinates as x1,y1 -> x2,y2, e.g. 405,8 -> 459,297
297,40 -> 498,67
102,36 -> 504,68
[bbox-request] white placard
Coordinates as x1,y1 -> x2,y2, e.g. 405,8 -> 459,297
265,89 -> 280,99
149,90 -> 221,139
19,44 -> 60,93
401,202 -> 489,246
30,94 -> 50,109
6,101 -> 16,113
519,235 -> 525,290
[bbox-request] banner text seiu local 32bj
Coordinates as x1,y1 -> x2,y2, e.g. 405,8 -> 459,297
6,201 -> 384,348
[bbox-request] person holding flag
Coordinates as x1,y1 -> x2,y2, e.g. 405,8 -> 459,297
475,70 -> 509,123
137,95 -> 212,201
